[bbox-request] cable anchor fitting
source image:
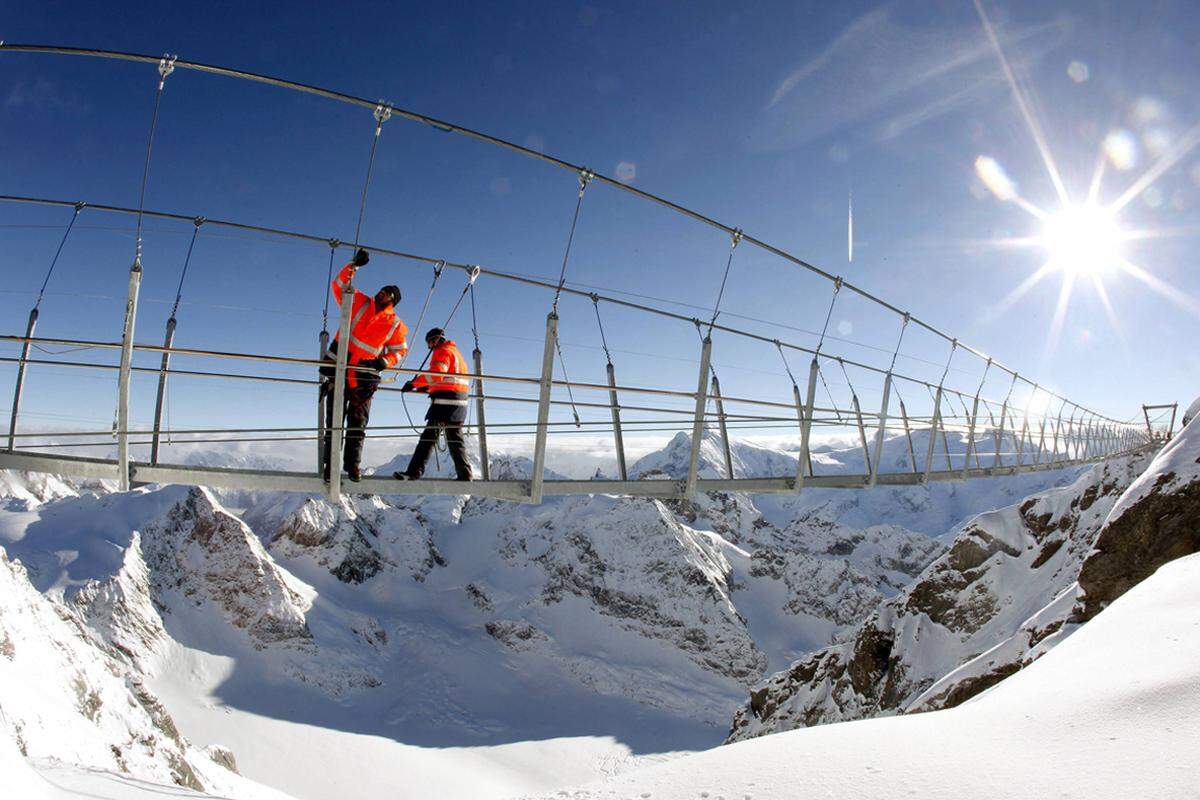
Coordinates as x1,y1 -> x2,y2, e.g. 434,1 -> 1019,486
467,264 -> 482,284
158,54 -> 177,82
578,167 -> 595,194
373,103 -> 393,133
730,228 -> 743,249
433,259 -> 445,278
327,238 -> 340,250
73,201 -> 87,213
192,216 -> 205,228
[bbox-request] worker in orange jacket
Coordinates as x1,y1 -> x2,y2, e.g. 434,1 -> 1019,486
394,328 -> 473,481
320,248 -> 409,482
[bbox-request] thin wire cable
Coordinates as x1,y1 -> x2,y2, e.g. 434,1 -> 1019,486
815,278 -> 842,355
552,170 -> 592,314
469,283 -> 481,352
168,219 -> 203,318
554,336 -> 583,427
706,229 -> 742,335
33,204 -> 84,310
775,341 -> 798,387
888,314 -> 910,373
134,56 -> 175,263
351,105 -> 391,252
591,295 -> 614,365
321,239 -> 339,334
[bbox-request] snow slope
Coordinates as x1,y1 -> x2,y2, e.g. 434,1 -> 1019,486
523,552 -> 1200,800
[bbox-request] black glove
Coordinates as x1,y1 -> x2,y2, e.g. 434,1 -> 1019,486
369,357 -> 388,372
401,380 -> 415,393
353,248 -> 370,267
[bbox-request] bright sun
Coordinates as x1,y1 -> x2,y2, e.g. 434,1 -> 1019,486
1040,203 -> 1124,276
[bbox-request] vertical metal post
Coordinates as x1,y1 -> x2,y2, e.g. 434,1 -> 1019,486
327,286 -> 354,501
1062,410 -> 1076,465
317,329 -> 330,475
993,398 -> 1008,469
711,374 -> 734,480
1034,410 -> 1048,465
116,264 -> 143,492
852,394 -> 871,479
868,373 -> 892,486
1015,405 -> 1030,467
684,337 -> 713,499
606,361 -> 627,481
473,347 -> 491,482
963,393 -> 981,478
1167,404 -> 1178,439
148,317 -> 176,465
529,313 -> 558,504
899,399 -> 917,473
795,358 -> 818,491
7,308 -> 38,452
923,386 -> 943,483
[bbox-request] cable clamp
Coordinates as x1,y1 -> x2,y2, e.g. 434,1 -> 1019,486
730,228 -> 743,248
433,259 -> 445,277
328,238 -> 340,250
902,312 -> 911,325
578,167 -> 595,192
589,292 -> 600,304
193,216 -> 205,228
158,54 -> 177,80
834,276 -> 843,292
468,265 -> 481,284
73,201 -> 87,213
374,103 -> 393,125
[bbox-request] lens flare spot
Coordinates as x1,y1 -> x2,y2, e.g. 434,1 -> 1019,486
974,155 -> 1017,201
1103,130 -> 1139,171
1067,61 -> 1089,83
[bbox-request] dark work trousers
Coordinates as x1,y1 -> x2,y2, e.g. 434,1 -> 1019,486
321,364 -> 380,474
404,393 -> 472,479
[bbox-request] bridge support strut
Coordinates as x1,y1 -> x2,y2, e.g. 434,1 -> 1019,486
116,262 -> 143,492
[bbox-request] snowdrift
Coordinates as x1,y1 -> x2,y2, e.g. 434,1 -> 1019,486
525,551 -> 1200,800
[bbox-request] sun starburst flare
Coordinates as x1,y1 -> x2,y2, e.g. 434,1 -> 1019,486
971,0 -> 1200,359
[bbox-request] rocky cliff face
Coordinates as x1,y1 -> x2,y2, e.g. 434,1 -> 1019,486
0,542 -> 263,795
727,447 -> 1155,741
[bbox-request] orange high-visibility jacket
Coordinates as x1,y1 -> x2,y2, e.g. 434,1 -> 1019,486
413,340 -> 470,395
331,263 -> 409,378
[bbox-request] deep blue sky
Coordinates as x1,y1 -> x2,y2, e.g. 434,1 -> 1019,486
3,1 -> 1199,469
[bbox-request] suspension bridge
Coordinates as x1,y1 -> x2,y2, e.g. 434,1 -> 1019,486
0,44 -> 1161,504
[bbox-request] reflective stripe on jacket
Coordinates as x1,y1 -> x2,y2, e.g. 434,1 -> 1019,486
331,263 -> 409,377
413,340 -> 470,396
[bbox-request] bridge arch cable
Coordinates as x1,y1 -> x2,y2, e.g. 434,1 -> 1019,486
0,49 -> 1151,494
0,43 -> 1070,397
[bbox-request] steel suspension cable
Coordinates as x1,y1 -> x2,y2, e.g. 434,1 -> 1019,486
591,294 -> 614,366
351,104 -> 391,253
168,218 -> 204,318
32,203 -> 85,310
551,169 -> 594,315
133,55 -> 176,264
706,229 -> 743,335
321,239 -> 340,334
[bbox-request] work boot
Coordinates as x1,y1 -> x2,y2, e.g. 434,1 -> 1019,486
393,471 -> 418,481
347,465 -> 362,482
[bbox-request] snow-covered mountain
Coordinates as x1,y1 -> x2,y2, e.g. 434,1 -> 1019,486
0,432 -> 1106,799
727,445 -> 1156,740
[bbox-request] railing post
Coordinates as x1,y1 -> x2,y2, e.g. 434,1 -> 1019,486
606,361 -> 627,481
852,392 -> 871,479
684,336 -> 713,499
327,284 -> 354,502
711,374 -> 734,480
963,393 -> 982,478
116,263 -> 143,492
898,398 -> 917,473
923,386 -> 944,483
317,329 -> 330,475
1034,409 -> 1048,465
529,313 -> 558,504
1015,404 -> 1030,467
993,397 -> 1008,469
473,347 -> 491,482
795,358 -> 818,491
868,373 -> 892,486
148,316 -> 176,465
7,308 -> 38,452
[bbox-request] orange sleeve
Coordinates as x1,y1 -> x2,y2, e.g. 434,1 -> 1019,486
331,262 -> 356,306
381,320 -> 409,368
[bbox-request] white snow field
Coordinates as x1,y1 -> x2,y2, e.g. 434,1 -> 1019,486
523,552 -> 1200,800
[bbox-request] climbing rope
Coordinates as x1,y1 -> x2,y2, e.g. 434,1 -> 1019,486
706,228 -> 743,335
168,217 -> 204,319
33,202 -> 85,311
552,168 -> 594,315
134,55 -> 176,264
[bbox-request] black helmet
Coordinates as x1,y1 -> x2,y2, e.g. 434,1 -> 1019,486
424,327 -> 446,344
380,285 -> 401,306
